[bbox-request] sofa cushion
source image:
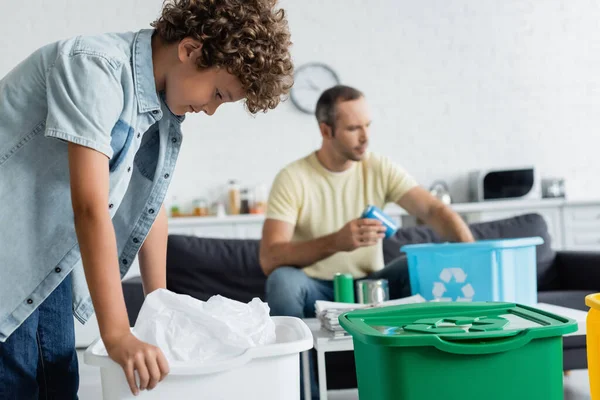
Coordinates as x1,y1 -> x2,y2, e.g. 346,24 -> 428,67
166,235 -> 265,303
382,213 -> 557,290
122,276 -> 145,325
166,213 -> 557,302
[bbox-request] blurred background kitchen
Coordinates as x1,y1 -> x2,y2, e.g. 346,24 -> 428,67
4,1 -> 599,219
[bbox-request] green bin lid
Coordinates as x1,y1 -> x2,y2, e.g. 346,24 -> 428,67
339,302 -> 577,355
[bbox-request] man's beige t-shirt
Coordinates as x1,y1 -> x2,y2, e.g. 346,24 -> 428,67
266,152 -> 418,280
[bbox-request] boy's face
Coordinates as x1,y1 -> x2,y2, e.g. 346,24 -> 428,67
164,40 -> 246,116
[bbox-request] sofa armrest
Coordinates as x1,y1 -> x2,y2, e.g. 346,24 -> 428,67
554,251 -> 600,291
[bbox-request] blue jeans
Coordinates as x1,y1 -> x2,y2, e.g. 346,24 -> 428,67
0,274 -> 79,400
266,257 -> 411,399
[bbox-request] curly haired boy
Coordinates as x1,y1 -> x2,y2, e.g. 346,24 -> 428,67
0,0 -> 293,397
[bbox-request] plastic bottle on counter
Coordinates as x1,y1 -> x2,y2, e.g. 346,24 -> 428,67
215,202 -> 227,218
170,196 -> 181,217
240,188 -> 251,214
251,184 -> 267,214
228,180 -> 241,215
192,197 -> 209,216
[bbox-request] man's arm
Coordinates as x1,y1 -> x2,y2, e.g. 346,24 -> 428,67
259,218 -> 385,276
138,204 -> 168,295
259,219 -> 337,276
397,186 -> 474,242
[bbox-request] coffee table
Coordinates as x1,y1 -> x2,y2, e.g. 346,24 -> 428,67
301,303 -> 588,400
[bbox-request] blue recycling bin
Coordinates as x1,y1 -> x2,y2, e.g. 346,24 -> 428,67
401,237 -> 543,305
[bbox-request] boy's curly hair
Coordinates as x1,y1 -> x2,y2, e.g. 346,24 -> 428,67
152,0 -> 293,113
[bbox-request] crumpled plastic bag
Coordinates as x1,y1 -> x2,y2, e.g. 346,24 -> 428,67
129,289 -> 276,364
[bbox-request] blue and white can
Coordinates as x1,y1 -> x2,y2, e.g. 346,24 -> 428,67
361,205 -> 398,239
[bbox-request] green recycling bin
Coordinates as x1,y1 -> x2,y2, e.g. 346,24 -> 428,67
339,302 -> 577,400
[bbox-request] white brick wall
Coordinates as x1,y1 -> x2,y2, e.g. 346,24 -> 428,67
3,0 -> 600,205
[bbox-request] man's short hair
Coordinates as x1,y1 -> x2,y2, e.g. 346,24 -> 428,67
315,85 -> 364,132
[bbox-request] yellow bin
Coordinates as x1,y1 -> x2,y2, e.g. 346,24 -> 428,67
587,293 -> 600,399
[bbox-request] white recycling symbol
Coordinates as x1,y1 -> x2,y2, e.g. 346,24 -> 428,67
432,267 -> 475,302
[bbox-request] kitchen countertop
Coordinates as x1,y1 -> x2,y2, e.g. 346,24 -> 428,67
168,198 -> 600,227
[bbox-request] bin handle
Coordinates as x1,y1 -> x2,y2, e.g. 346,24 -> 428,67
586,293 -> 600,311
433,330 -> 534,355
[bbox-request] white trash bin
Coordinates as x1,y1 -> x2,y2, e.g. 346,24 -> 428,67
84,317 -> 313,400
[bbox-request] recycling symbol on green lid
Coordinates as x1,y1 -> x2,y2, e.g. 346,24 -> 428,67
404,316 -> 509,335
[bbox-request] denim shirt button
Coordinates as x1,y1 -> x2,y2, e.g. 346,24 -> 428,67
27,299 -> 33,305
55,267 -> 61,273
152,110 -> 159,115
132,237 -> 139,243
109,203 -> 114,209
148,208 -> 155,214
122,259 -> 128,265
171,137 -> 177,143
164,173 -> 169,179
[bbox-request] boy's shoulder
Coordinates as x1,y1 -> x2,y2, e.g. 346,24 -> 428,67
57,31 -> 139,67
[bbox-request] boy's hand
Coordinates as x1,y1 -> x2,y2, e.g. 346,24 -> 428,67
104,332 -> 170,395
334,218 -> 386,252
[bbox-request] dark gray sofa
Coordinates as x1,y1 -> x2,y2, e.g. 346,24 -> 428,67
121,213 -> 599,388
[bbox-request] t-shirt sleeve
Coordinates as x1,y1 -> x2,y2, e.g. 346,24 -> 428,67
381,155 -> 419,203
45,53 -> 124,159
265,169 -> 300,225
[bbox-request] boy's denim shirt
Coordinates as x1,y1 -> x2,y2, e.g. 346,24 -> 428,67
0,29 -> 183,342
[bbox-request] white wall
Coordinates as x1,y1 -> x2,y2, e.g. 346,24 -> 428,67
3,0 -> 600,206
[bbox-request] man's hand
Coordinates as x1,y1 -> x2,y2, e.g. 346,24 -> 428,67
104,332 -> 170,395
334,218 -> 386,252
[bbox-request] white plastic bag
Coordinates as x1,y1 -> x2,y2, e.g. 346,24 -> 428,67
129,289 -> 276,364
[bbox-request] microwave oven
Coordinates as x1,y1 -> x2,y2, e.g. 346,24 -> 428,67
468,167 -> 541,202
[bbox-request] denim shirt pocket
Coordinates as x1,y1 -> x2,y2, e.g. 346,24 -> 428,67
109,120 -> 134,172
133,124 -> 159,180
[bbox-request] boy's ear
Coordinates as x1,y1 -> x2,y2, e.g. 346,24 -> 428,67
177,38 -> 203,63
